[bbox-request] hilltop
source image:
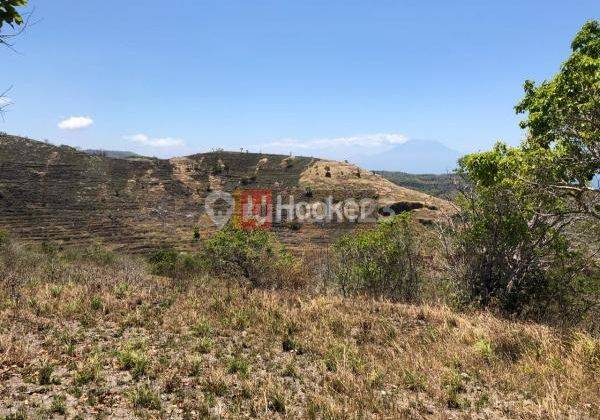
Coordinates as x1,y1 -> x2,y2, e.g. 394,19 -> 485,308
0,134 -> 452,253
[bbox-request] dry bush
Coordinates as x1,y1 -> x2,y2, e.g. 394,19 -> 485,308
330,214 -> 423,302
148,227 -> 311,291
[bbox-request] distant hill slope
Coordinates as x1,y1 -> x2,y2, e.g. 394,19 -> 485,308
0,134 -> 452,253
376,171 -> 461,199
355,139 -> 462,173
82,149 -> 144,159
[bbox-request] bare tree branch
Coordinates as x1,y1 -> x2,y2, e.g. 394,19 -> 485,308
0,86 -> 12,121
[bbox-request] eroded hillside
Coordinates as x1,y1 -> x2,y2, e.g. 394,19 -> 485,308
0,134 -> 452,253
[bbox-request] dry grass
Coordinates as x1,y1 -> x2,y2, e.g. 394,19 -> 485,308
0,242 -> 598,418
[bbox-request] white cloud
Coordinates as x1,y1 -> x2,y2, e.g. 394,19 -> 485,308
58,116 -> 94,130
252,133 -> 407,159
124,133 -> 185,148
257,133 -> 407,150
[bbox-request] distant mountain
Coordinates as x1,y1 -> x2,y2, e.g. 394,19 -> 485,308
355,139 -> 462,174
83,149 -> 143,159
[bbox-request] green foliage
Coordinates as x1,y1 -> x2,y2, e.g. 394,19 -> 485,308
201,227 -> 303,289
117,343 -> 149,379
0,0 -> 27,30
442,369 -> 469,409
75,357 -> 101,385
148,228 -> 305,289
191,318 -> 212,337
129,383 -> 161,410
449,22 -> 600,324
38,361 -> 54,385
331,213 -> 422,301
0,229 -> 9,246
402,368 -> 428,392
50,395 -> 66,415
187,355 -> 203,376
148,248 -> 180,276
454,143 -> 595,318
227,355 -> 250,378
515,20 -> 599,217
148,247 -> 205,279
473,338 -> 493,360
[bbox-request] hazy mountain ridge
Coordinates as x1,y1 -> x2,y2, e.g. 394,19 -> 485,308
355,139 -> 462,174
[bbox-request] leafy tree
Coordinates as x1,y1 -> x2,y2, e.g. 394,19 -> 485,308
454,144 -> 593,319
515,20 -> 600,218
451,21 -> 600,324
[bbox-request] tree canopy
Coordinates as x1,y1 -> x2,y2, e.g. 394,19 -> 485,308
0,0 -> 28,48
0,0 -> 27,30
453,20 -> 600,321
515,20 -> 599,203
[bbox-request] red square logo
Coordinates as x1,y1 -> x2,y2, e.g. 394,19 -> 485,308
234,189 -> 272,230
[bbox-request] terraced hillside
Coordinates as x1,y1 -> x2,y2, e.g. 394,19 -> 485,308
0,134 -> 452,253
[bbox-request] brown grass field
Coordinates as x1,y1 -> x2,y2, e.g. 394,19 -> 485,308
0,240 -> 599,419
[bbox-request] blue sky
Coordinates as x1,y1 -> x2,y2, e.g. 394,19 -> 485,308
1,0 -> 598,161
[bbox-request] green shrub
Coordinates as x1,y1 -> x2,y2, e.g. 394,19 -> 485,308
75,357 -> 101,385
331,213 -> 422,301
38,361 -> 54,385
90,296 -> 103,311
129,383 -> 161,409
227,355 -> 250,378
0,229 -> 9,246
117,344 -> 149,379
191,318 -> 212,337
147,228 -> 306,289
451,143 -> 600,323
50,395 -> 66,415
148,248 -> 180,276
148,247 -> 206,279
201,227 -> 305,289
